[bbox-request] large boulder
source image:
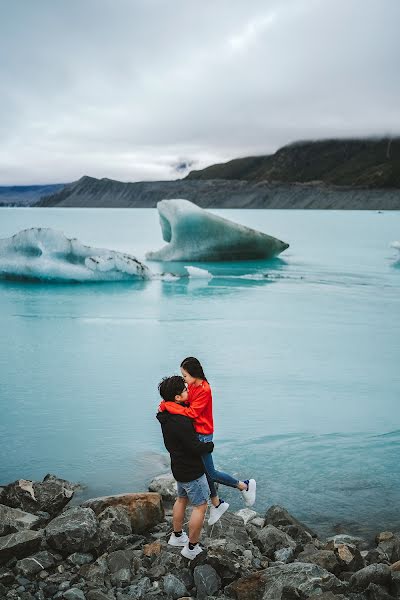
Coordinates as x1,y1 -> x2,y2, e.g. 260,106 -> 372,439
81,492 -> 164,533
15,550 -> 56,576
205,512 -> 251,548
45,506 -> 98,554
264,505 -> 317,543
0,504 -> 41,535
148,474 -> 177,503
162,573 -> 188,599
0,474 -> 75,516
296,548 -> 340,575
205,540 -> 258,584
349,563 -> 392,591
0,530 -> 42,564
226,562 -> 346,600
252,524 -> 297,560
194,564 -> 221,599
376,531 -> 400,563
97,505 -> 132,550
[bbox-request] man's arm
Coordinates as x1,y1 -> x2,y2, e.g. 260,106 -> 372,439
177,418 -> 214,456
160,387 -> 210,420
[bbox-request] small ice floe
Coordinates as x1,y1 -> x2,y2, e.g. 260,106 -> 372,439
185,265 -> 212,279
0,228 -> 151,282
391,241 -> 400,250
146,199 -> 289,261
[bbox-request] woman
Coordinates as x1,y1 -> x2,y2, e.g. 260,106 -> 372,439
159,356 -> 256,525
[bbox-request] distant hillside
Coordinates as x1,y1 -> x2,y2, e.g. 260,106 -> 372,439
37,175 -> 400,210
186,138 -> 400,188
0,184 -> 65,207
33,138 -> 400,209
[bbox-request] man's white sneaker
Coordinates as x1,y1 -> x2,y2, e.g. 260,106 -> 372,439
208,500 -> 229,525
181,543 -> 204,560
168,531 -> 189,547
241,479 -> 256,507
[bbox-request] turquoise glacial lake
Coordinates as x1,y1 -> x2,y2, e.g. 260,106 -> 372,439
0,207 -> 399,539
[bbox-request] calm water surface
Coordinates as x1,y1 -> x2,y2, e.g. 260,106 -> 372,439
0,208 -> 399,538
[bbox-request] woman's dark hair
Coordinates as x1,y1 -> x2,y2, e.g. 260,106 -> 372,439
180,356 -> 207,381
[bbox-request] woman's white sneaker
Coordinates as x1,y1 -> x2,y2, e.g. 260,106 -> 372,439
208,500 -> 229,525
241,479 -> 256,507
168,531 -> 189,547
181,543 -> 203,560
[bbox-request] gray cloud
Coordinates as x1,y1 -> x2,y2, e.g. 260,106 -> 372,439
0,0 -> 399,184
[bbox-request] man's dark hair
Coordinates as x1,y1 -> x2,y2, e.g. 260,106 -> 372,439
180,356 -> 207,381
158,375 -> 186,401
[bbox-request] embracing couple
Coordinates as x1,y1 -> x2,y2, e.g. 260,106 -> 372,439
156,356 -> 256,560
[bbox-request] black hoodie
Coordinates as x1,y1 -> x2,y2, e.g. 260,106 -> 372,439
156,411 -> 214,482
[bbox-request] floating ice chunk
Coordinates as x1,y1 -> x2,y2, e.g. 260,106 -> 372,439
146,199 -> 289,261
392,241 -> 400,250
185,266 -> 212,279
0,228 -> 151,282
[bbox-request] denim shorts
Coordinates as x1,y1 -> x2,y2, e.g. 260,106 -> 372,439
177,473 -> 209,506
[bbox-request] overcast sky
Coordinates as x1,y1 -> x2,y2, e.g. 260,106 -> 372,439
0,0 -> 399,184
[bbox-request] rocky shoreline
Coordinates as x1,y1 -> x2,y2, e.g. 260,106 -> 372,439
1,474 -> 399,600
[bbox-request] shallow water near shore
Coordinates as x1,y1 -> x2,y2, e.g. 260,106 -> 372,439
0,207 -> 399,539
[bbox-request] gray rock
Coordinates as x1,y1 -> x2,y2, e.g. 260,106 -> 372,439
235,509 -> 257,525
79,557 -> 108,587
226,562 -> 345,600
0,530 -> 42,564
147,564 -> 167,580
110,568 -> 131,587
125,576 -> 151,598
97,506 -> 132,549
326,534 -> 367,550
253,524 -> 297,558
16,551 -> 56,576
364,548 -> 390,566
296,548 -> 340,575
264,505 -> 317,538
249,517 -> 265,528
334,543 -> 364,572
205,542 -> 254,584
81,493 -> 164,534
376,532 -> 400,563
390,571 -> 400,597
87,591 -> 116,600
45,507 -> 98,554
162,573 -> 188,599
148,474 -> 177,503
0,475 -> 75,516
194,564 -> 221,599
205,512 -> 251,547
63,589 -> 86,600
365,582 -> 396,599
67,553 -> 94,566
0,505 -> 42,536
0,567 -> 14,584
274,547 -> 295,563
106,550 -> 131,573
349,563 -> 392,591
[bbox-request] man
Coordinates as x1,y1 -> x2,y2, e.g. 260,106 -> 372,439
157,375 -> 214,560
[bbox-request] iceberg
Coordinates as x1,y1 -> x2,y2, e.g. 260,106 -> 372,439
0,228 -> 151,282
146,199 -> 289,261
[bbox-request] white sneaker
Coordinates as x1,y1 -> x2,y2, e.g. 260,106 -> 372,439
208,500 -> 229,525
241,479 -> 256,507
181,543 -> 204,560
168,531 -> 189,547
